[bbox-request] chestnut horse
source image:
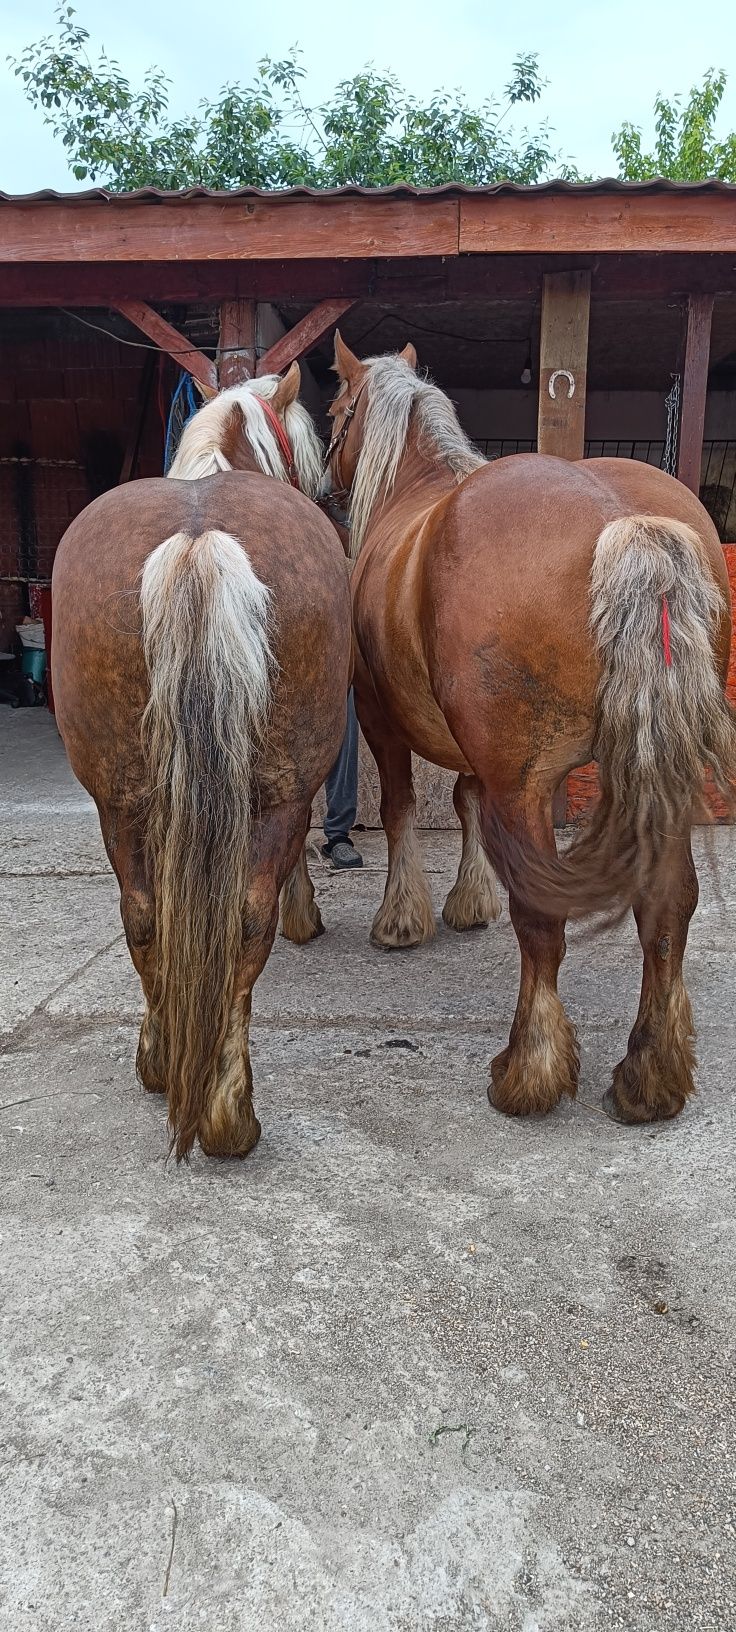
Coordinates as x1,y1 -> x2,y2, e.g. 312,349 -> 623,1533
325,334 -> 736,1125
52,365 -> 351,1159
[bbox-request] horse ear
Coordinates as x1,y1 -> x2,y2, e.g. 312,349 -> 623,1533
333,330 -> 360,381
399,342 -> 418,371
272,360 -> 301,410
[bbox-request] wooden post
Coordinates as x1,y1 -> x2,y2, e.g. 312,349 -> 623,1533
539,271 -> 591,827
537,271 -> 591,460
218,299 -> 256,387
119,354 -> 155,483
677,293 -> 714,493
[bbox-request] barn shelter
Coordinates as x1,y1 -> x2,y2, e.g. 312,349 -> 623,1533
1,177 -> 735,821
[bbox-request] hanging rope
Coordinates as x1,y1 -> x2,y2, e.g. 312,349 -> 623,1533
164,373 -> 200,474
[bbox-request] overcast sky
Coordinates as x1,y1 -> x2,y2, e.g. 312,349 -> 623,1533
1,0 -> 735,191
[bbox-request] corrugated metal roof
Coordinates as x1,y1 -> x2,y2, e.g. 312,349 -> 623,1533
1,178 -> 735,204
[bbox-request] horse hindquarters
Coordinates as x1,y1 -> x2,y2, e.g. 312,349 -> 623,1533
482,514 -> 736,1122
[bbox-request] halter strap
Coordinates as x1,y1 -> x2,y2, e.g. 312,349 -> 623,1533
324,383 -> 366,467
259,396 -> 299,488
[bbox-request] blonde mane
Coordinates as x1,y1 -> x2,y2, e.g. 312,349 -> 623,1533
168,374 -> 323,498
348,355 -> 485,557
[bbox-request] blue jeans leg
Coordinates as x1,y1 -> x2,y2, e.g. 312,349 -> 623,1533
324,690 -> 359,842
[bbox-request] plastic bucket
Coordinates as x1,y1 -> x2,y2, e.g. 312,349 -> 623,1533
21,648 -> 47,684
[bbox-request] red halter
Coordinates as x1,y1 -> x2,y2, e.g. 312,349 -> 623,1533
258,397 -> 299,488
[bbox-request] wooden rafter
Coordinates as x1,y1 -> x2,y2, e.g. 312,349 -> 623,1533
112,298 -> 217,396
257,299 -> 356,376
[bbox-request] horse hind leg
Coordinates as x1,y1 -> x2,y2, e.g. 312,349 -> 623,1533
101,808 -> 164,1096
279,841 -> 325,944
197,990 -> 261,1158
365,732 -> 434,950
442,774 -> 501,931
485,788 -> 578,1116
605,834 -> 698,1123
197,857 -> 284,1157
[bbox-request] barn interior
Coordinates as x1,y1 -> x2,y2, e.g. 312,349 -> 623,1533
2,283 -> 736,664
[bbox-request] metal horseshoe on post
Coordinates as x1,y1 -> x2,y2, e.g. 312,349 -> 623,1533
548,369 -> 576,400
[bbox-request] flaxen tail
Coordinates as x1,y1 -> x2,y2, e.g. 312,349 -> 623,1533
487,516 -> 736,919
140,529 -> 274,1158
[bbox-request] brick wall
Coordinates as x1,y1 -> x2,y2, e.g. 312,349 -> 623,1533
0,312 -> 165,649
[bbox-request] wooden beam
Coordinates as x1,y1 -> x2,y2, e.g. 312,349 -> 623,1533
677,293 -> 714,493
257,299 -> 356,376
219,299 -> 256,386
112,299 -> 217,396
2,189 -> 734,266
537,271 -> 591,460
2,253 -> 736,310
11,188 -> 729,263
459,190 -> 736,255
0,196 -> 459,263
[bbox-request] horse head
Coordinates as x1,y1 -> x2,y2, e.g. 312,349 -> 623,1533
168,362 -> 323,497
325,332 -> 417,504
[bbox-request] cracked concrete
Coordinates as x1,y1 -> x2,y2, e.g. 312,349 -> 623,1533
1,710 -> 735,1632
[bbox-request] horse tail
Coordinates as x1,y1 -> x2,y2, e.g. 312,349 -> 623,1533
487,515 -> 736,920
140,528 -> 274,1158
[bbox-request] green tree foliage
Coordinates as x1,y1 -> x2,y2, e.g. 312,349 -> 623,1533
10,6 -> 570,189
613,69 -> 736,181
12,11 -> 736,190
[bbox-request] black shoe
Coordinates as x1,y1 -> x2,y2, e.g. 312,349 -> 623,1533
321,836 -> 363,869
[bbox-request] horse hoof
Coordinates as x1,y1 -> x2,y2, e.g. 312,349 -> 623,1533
602,1085 -> 629,1123
488,1047 -> 511,1102
198,1113 -> 262,1160
370,926 -> 427,951
442,908 -> 489,934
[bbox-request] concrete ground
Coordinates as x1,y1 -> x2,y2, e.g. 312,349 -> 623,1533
1,710 -> 735,1632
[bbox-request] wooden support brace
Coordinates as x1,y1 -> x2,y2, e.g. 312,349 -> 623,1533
218,299 -> 256,387
112,298 -> 217,397
537,271 -> 591,461
257,299 -> 356,377
677,293 -> 714,493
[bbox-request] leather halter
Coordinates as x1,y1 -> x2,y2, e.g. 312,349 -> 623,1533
324,383 -> 366,494
259,396 -> 299,488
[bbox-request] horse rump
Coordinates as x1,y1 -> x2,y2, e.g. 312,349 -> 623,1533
485,514 -> 736,921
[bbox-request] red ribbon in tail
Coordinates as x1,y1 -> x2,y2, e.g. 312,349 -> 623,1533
661,594 -> 672,667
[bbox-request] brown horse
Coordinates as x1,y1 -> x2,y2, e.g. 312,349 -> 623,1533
52,365 -> 351,1159
325,334 -> 736,1125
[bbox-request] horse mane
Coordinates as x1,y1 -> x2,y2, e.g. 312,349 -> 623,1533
168,374 -> 323,498
348,355 -> 486,557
